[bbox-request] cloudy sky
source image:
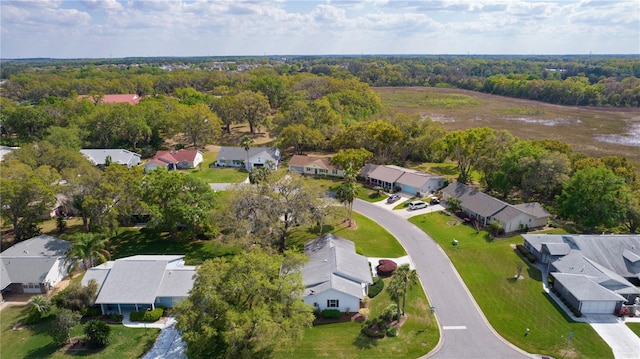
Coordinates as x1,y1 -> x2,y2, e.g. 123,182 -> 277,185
1,0 -> 638,58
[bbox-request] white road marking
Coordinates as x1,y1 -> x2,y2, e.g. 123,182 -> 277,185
443,326 -> 468,330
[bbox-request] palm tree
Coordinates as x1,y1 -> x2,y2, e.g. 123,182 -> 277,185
240,135 -> 254,172
29,295 -> 51,314
389,264 -> 418,317
69,233 -> 110,269
335,165 -> 358,227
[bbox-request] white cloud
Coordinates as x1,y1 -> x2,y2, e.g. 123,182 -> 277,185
80,0 -> 123,11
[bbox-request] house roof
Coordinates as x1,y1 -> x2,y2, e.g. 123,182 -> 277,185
302,234 -> 372,295
395,171 -> 443,188
359,163 -> 378,178
512,203 -> 550,218
303,273 -> 364,299
552,273 -> 627,302
0,235 -> 72,289
368,165 -> 404,183
288,155 -> 340,171
442,182 -> 507,218
78,94 -> 141,105
217,146 -> 280,162
152,150 -> 201,164
80,149 -> 141,167
541,242 -> 572,256
85,255 -> 195,305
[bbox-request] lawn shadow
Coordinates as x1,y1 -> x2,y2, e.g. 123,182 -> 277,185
24,342 -> 60,359
353,333 -> 378,349
542,292 -> 577,323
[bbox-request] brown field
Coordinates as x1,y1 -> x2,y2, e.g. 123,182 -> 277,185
374,87 -> 640,168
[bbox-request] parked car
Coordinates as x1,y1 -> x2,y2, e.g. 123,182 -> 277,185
387,194 -> 401,204
429,198 -> 440,205
408,201 -> 428,210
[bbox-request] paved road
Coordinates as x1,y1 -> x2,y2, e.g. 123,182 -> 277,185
354,199 -> 533,359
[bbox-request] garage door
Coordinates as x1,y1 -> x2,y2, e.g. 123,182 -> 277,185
580,301 -> 616,314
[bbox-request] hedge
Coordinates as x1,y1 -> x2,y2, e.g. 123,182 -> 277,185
321,309 -> 341,319
129,307 -> 163,322
368,276 -> 384,298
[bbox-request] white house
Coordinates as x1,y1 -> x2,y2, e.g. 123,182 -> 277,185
82,255 -> 196,315
288,155 -> 344,178
1,235 -> 72,295
80,149 -> 141,168
301,234 -> 373,313
215,146 -> 280,170
365,165 -> 444,195
144,150 -> 204,172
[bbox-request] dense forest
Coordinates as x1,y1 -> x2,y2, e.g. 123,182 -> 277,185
2,55 -> 639,106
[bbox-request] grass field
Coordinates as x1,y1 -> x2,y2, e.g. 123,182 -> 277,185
375,86 -> 640,168
627,323 -> 640,338
0,306 -> 159,359
409,212 -> 612,359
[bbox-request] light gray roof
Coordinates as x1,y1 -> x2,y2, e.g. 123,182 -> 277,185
1,235 -> 72,289
552,273 -> 626,302
570,235 -> 640,278
303,273 -> 364,299
395,171 -> 443,188
359,163 -> 378,178
91,255 -> 191,305
442,182 -> 507,218
80,149 -> 141,167
541,242 -> 572,256
492,205 -> 523,223
368,165 -> 404,183
512,203 -> 550,218
522,234 -> 569,253
302,234 -> 372,296
216,146 -> 279,162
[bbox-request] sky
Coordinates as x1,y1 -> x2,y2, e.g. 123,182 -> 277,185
1,0 -> 639,59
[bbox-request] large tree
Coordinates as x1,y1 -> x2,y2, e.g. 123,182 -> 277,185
69,233 -> 110,269
176,103 -> 221,148
175,248 -> 314,359
556,166 -> 629,232
331,148 -> 373,170
387,264 -> 418,320
140,168 -> 216,239
277,124 -> 324,155
235,90 -> 271,135
0,160 -> 57,243
334,166 -> 358,227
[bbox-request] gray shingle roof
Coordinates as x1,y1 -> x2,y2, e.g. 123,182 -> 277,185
541,242 -> 572,256
368,165 -> 404,183
302,234 -> 372,297
216,146 -> 279,162
395,171 -> 443,188
157,267 -> 196,297
80,149 -> 141,167
552,273 -> 626,302
512,203 -> 550,218
442,182 -> 507,218
1,235 -> 71,257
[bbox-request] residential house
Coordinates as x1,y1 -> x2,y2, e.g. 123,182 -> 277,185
365,164 -> 445,196
1,235 -> 72,295
78,94 -> 141,105
442,182 -> 550,232
215,146 -> 280,170
82,255 -> 196,315
523,234 -> 640,314
301,234 -> 373,312
288,155 -> 344,177
144,149 -> 204,172
80,149 -> 142,168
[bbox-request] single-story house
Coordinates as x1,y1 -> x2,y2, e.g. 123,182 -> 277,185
82,255 -> 196,315
365,164 -> 445,195
144,150 -> 204,172
80,149 -> 141,168
215,146 -> 280,170
288,155 -> 344,177
301,234 -> 373,312
523,234 -> 640,314
78,94 -> 141,105
442,182 -> 550,232
1,235 -> 72,295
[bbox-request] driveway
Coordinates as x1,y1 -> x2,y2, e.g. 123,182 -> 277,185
354,199 -> 532,359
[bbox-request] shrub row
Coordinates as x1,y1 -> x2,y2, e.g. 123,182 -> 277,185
130,307 -> 164,322
516,244 -> 536,263
368,277 -> 384,298
321,309 -> 341,319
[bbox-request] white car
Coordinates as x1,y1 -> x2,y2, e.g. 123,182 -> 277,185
408,201 -> 428,210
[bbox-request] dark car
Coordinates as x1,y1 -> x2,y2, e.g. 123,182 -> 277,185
429,198 -> 440,205
387,194 -> 401,204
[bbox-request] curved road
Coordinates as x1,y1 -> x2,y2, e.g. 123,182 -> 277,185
354,199 -> 533,359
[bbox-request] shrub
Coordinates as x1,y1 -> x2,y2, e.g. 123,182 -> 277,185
386,326 -> 398,337
367,277 -> 384,298
377,259 -> 397,277
84,306 -> 102,318
516,244 -> 531,256
361,317 -> 387,338
321,309 -> 341,319
25,306 -> 44,325
129,307 -> 163,322
381,304 -> 400,321
84,319 -> 111,349
525,254 -> 537,263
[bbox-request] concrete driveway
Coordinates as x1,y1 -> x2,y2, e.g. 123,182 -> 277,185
368,196 -> 445,219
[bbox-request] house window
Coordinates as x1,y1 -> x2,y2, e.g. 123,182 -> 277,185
327,299 -> 339,308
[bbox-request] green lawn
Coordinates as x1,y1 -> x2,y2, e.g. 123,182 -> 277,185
409,212 -> 612,359
274,278 -> 438,359
188,167 -> 248,183
0,306 -> 159,359
627,323 -> 640,338
108,228 -> 241,265
288,212 -> 406,258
